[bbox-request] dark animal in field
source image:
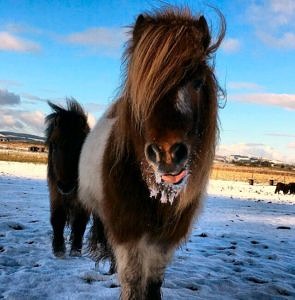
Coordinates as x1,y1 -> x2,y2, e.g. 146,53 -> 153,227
45,99 -> 90,257
275,182 -> 289,194
79,6 -> 225,299
287,182 -> 295,195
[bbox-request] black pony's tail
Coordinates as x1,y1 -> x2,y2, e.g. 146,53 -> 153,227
87,214 -> 116,274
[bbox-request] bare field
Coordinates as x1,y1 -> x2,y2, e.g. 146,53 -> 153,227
1,143 -> 294,184
0,142 -> 47,164
0,149 -> 47,164
211,162 -> 295,184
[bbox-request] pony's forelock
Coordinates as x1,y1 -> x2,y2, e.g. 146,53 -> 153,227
112,6 -> 225,162
123,6 -> 225,125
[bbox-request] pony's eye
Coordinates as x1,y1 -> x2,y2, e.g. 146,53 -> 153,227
193,79 -> 204,91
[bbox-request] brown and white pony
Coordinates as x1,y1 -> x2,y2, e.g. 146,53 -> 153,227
79,7 -> 225,299
46,99 -> 90,257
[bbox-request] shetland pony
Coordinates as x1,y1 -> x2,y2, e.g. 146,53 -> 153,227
45,99 -> 90,257
288,182 -> 295,194
79,7 -> 225,299
275,182 -> 289,194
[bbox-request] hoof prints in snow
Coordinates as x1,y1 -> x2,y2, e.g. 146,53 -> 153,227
1,161 -> 295,300
245,276 -> 268,284
7,222 -> 25,230
277,226 -> 291,230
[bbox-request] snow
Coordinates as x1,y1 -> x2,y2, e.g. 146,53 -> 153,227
0,161 -> 294,299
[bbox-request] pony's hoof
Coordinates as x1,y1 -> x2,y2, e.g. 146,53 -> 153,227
52,241 -> 66,258
70,249 -> 82,257
53,250 -> 66,258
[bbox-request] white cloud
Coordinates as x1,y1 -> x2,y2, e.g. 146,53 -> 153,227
2,114 -> 16,127
87,113 -> 96,129
230,93 -> 295,110
257,31 -> 295,49
271,0 -> 295,15
265,132 -> 295,138
64,27 -> 128,55
20,111 -> 45,129
0,109 -> 45,136
85,102 -> 107,112
0,89 -> 21,105
0,79 -> 22,88
247,0 -> 295,49
288,141 -> 295,149
221,38 -> 241,53
0,31 -> 41,53
228,82 -> 263,91
21,93 -> 47,103
217,142 -> 294,163
3,23 -> 42,35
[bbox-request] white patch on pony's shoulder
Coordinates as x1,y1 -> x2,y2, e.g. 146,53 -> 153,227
78,111 -> 116,215
175,88 -> 192,115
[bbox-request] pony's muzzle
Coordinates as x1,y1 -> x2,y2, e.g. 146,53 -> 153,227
144,142 -> 189,184
145,142 -> 188,165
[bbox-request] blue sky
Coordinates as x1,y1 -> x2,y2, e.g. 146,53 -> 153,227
0,0 -> 294,163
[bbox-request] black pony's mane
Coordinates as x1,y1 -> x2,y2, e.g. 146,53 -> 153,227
45,98 -> 88,144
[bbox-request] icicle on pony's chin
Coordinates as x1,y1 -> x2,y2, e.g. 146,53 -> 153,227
142,160 -> 191,205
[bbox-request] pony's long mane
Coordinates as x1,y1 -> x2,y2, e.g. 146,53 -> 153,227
113,6 -> 225,160
45,98 -> 88,144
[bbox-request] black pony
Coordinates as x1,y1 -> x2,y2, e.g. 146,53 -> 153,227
275,182 -> 289,194
45,99 -> 90,257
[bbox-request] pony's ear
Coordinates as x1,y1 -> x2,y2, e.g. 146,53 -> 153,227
197,15 -> 211,51
133,14 -> 151,43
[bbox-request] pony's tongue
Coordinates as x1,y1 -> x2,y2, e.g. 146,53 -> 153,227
161,170 -> 188,184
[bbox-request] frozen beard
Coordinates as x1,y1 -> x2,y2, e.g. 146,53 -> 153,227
142,162 -> 190,205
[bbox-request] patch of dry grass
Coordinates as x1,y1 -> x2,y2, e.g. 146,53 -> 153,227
211,162 -> 295,184
0,150 -> 47,164
1,143 -> 294,185
0,141 -> 47,164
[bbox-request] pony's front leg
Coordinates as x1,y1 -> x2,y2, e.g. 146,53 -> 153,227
115,240 -> 173,300
115,244 -> 144,300
143,243 -> 173,300
50,200 -> 67,257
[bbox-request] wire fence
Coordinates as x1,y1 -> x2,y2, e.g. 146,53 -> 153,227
211,164 -> 295,185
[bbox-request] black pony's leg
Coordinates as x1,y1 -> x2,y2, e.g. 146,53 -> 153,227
70,205 -> 90,256
51,203 -> 67,257
109,255 -> 116,275
89,214 -> 116,274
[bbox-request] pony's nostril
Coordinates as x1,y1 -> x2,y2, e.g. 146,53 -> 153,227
145,144 -> 160,163
171,143 -> 188,164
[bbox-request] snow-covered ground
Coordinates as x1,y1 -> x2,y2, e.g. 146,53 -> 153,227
0,161 -> 294,299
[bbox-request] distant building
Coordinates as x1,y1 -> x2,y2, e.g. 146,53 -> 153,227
214,155 -> 227,163
226,155 -> 251,163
